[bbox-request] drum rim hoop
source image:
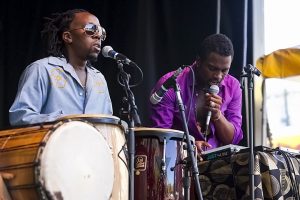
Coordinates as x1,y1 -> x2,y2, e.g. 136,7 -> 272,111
134,127 -> 195,143
58,114 -> 126,129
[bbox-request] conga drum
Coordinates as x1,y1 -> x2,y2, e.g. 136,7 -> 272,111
0,120 -> 114,200
59,114 -> 128,200
134,127 -> 195,200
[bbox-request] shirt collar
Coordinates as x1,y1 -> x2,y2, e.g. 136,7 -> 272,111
48,56 -> 85,87
48,56 -> 68,67
48,56 -> 90,74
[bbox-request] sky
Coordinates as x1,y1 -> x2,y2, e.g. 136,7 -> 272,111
264,0 -> 300,54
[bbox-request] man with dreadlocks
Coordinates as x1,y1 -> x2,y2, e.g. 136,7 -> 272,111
9,9 -> 112,126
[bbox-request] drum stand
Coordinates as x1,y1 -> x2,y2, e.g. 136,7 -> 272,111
117,61 -> 141,200
183,162 -> 191,200
173,82 -> 203,200
240,64 -> 261,200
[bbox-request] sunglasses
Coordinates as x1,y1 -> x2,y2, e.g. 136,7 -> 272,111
68,23 -> 106,41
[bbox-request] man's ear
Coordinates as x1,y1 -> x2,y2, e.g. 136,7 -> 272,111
62,31 -> 72,44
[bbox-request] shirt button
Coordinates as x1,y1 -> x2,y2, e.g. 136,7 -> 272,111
79,92 -> 83,96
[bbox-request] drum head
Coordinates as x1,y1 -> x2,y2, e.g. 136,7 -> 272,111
134,127 -> 195,143
58,114 -> 121,125
38,121 -> 114,200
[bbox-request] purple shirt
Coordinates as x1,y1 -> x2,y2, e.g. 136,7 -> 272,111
149,63 -> 243,149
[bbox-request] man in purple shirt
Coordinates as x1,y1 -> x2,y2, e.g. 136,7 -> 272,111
149,34 -> 243,152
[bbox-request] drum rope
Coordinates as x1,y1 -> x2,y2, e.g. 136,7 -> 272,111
118,142 -> 129,170
0,135 -> 11,151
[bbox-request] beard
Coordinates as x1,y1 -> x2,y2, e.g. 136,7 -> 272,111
87,52 -> 99,63
86,47 -> 100,63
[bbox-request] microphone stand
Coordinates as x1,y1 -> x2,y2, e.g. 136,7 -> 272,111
116,61 -> 141,200
173,82 -> 203,200
240,64 -> 260,200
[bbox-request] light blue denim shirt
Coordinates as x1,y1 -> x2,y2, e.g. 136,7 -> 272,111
9,56 -> 113,126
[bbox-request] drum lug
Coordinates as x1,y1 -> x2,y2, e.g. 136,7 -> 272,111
161,138 -> 167,175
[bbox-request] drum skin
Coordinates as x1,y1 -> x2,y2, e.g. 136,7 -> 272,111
0,120 -> 114,200
58,114 -> 128,200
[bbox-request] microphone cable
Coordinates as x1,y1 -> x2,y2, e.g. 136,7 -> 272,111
117,62 -> 144,88
186,65 -> 196,124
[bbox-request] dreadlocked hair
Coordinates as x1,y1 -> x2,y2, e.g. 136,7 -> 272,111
41,9 -> 88,57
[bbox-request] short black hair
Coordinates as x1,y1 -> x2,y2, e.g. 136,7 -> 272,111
197,33 -> 234,61
41,9 -> 88,58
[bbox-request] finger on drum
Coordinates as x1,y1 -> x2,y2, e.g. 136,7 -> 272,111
197,154 -> 204,162
0,172 -> 14,180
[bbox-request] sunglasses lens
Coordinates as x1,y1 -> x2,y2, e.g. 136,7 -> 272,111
85,30 -> 96,36
83,24 -> 96,36
82,24 -> 106,40
100,28 -> 106,41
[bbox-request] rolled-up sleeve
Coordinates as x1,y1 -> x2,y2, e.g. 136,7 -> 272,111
224,80 -> 243,144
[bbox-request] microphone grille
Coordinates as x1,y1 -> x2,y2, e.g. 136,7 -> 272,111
209,85 -> 219,94
102,46 -> 113,58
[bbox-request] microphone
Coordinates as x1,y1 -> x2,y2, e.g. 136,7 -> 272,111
205,85 -> 220,128
243,64 -> 261,76
102,46 -> 135,66
150,67 -> 183,104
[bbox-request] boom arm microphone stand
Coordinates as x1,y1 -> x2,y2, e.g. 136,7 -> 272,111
172,81 -> 203,200
116,60 -> 141,200
240,64 -> 261,200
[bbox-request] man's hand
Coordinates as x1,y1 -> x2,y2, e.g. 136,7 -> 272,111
0,172 -> 13,200
205,93 -> 222,121
0,173 -> 14,180
195,140 -> 212,161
